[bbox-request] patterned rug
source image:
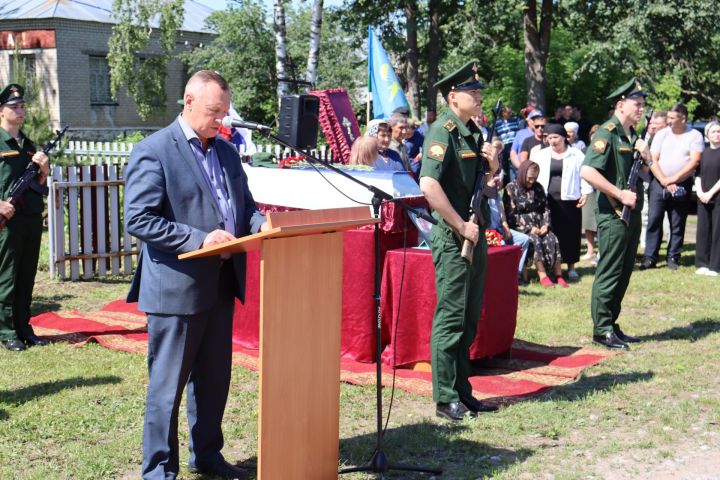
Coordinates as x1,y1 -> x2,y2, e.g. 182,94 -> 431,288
31,300 -> 618,403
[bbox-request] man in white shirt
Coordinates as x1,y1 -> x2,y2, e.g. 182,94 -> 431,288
642,103 -> 704,270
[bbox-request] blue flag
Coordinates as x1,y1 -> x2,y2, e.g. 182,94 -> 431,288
368,26 -> 409,119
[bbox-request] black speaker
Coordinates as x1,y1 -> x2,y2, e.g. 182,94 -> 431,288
277,94 -> 319,150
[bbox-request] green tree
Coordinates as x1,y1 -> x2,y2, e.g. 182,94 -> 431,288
108,0 -> 184,120
10,48 -> 54,146
182,0 -> 276,123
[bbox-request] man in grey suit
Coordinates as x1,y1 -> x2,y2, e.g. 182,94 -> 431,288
124,70 -> 266,480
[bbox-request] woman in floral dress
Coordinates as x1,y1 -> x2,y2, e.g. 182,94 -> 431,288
504,160 -> 567,287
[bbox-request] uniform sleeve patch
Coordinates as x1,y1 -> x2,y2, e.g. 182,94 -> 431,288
592,139 -> 608,154
427,141 -> 447,161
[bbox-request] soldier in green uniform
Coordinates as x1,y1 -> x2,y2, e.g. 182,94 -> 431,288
0,84 -> 50,352
419,60 -> 500,421
580,78 -> 651,350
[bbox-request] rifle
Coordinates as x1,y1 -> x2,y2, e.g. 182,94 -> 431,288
460,99 -> 502,263
0,125 -> 68,230
619,109 -> 652,226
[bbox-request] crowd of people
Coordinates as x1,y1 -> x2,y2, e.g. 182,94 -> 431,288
2,60 -> 719,476
347,90 -> 720,286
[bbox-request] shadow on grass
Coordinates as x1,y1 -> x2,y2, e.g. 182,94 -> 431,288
639,319 -> 720,342
339,421 -> 532,479
0,375 -> 122,420
529,371 -> 654,404
31,293 -> 74,313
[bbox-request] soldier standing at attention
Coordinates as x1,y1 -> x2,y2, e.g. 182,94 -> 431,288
580,78 -> 651,350
419,60 -> 500,421
0,84 -> 50,352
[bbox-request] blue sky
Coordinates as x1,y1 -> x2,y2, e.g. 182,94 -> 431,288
195,0 -> 344,12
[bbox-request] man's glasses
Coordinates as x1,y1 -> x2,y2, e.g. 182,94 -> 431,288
534,124 -> 546,129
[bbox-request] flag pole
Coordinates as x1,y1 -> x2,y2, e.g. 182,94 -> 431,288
367,26 -> 372,125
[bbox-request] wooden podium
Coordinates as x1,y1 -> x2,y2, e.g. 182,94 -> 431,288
180,206 -> 378,479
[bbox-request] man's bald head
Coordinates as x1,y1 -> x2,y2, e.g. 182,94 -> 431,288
182,70 -> 231,147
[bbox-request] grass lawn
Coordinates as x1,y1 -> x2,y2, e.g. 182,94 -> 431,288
1,231 -> 719,479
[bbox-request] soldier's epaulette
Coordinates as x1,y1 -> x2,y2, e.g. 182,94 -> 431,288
604,122 -> 616,132
443,119 -> 457,132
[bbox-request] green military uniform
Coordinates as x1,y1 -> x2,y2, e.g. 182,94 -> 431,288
420,61 -> 491,404
582,79 -> 646,337
0,84 -> 45,344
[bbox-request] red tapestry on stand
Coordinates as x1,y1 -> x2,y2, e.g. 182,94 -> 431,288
308,88 -> 361,164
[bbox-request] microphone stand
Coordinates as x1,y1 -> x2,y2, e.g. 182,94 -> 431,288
251,127 -> 442,478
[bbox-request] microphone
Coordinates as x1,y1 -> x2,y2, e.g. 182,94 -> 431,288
221,116 -> 271,132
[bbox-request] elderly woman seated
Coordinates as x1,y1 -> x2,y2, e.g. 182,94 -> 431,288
364,119 -> 405,171
503,160 -> 568,287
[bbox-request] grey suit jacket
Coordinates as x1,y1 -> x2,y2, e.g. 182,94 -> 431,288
124,119 -> 265,315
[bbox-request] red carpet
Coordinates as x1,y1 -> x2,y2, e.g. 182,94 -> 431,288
31,301 -> 618,403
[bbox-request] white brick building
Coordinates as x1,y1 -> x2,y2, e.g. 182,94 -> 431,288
0,0 -> 215,140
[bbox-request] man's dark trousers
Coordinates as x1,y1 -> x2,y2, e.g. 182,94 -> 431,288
0,213 -> 43,341
644,177 -> 692,262
142,264 -> 235,480
591,211 -> 641,335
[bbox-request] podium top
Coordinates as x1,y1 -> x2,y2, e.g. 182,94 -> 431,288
178,206 -> 378,260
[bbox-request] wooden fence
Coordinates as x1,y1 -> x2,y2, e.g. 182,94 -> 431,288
47,141 -> 333,279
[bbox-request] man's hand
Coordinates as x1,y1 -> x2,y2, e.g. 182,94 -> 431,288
634,138 -> 650,162
618,189 -> 637,208
32,152 -> 50,177
577,194 -> 587,208
459,220 -> 480,246
0,199 -> 15,220
666,183 -> 678,194
202,229 -> 236,248
481,143 -> 500,175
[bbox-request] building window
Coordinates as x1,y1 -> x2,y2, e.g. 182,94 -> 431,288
9,54 -> 36,99
89,56 -> 114,104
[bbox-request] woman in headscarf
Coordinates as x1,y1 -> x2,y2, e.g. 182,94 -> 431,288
533,123 -> 592,281
504,160 -> 566,287
365,119 -> 404,171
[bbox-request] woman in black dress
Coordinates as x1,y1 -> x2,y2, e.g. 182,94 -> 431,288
532,123 -> 591,281
504,161 -> 567,287
695,121 -> 720,275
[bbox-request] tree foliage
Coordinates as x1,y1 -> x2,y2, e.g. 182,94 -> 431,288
108,0 -> 184,120
182,0 -> 276,122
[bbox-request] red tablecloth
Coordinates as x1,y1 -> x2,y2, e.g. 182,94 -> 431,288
231,227 -> 418,362
380,245 -> 521,367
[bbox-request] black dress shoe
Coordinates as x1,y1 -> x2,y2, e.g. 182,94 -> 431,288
189,460 -> 249,479
22,334 -> 49,347
593,332 -> 629,350
639,258 -> 657,270
436,401 -> 471,421
1,338 -> 27,351
613,325 -> 640,343
667,257 -> 680,270
460,395 -> 499,413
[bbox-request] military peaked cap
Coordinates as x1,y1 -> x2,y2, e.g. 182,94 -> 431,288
434,60 -> 485,99
0,84 -> 24,106
607,77 -> 647,103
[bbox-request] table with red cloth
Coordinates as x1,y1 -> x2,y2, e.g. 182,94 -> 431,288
380,245 -> 521,367
230,201 -> 419,363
